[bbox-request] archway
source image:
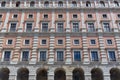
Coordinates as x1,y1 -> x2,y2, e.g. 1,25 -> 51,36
36,69 -> 47,80
110,68 -> 120,80
0,67 -> 10,80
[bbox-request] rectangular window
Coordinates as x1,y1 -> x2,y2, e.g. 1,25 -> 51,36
91,51 -> 99,61
107,39 -> 112,45
42,23 -> 48,32
74,39 -> 79,45
58,14 -> 63,18
103,23 -> 110,32
117,14 -> 120,18
58,40 -> 63,45
41,39 -> 46,45
28,14 -> 33,18
90,39 -> 96,45
57,51 -> 64,61
57,23 -> 64,32
22,51 -> 29,61
73,14 -> 77,18
74,51 -> 81,61
7,39 -> 13,45
4,51 -> 11,61
102,14 -> 107,18
40,51 -> 46,61
108,51 -> 116,61
24,40 -> 30,45
88,14 -> 92,18
26,23 -> 32,32
0,14 -> 2,18
87,23 -> 95,32
44,14 -> 48,18
13,14 -> 18,18
10,23 -> 16,32
72,22 -> 79,32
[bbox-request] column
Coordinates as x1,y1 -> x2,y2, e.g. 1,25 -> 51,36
10,36 -> 21,64
0,36 -> 4,60
81,10 -> 86,32
48,35 -> 55,64
1,11 -> 10,32
48,67 -> 55,80
9,0 -> 12,7
29,35 -> 38,64
29,67 -> 36,80
65,34 -> 72,64
66,67 -> 72,80
96,10 -> 102,32
98,34 -> 108,64
9,67 -> 17,80
34,11 -> 40,32
66,10 -> 70,32
18,11 -> 25,32
51,10 -> 55,32
82,34 -> 89,64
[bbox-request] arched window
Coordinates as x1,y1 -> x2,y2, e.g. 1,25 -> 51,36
54,68 -> 66,80
100,1 -> 105,7
72,68 -> 85,80
0,68 -> 10,80
58,1 -> 63,7
17,68 -> 29,80
30,1 -> 35,7
1,1 -> 6,7
114,1 -> 119,7
110,68 -> 120,80
44,1 -> 49,7
36,69 -> 47,80
86,1 -> 91,7
72,1 -> 77,7
16,1 -> 20,7
91,68 -> 103,80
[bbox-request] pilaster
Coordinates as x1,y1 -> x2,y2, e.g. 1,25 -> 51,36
34,11 -> 40,32
81,10 -> 86,32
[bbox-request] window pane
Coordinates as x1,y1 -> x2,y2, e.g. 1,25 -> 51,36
4,51 -> 11,61
91,51 -> 98,61
109,51 -> 116,61
22,51 -> 29,61
74,51 -> 81,61
57,51 -> 64,61
40,51 -> 46,61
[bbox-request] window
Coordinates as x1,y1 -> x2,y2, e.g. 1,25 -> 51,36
107,39 -> 112,45
26,23 -> 32,32
117,14 -> 120,18
57,22 -> 64,32
28,14 -> 33,18
57,51 -> 64,61
90,39 -> 96,45
74,39 -> 79,45
16,1 -> 20,7
40,51 -> 46,61
87,23 -> 95,32
103,23 -> 110,32
102,14 -> 107,18
100,1 -> 105,7
114,1 -> 119,7
72,1 -> 77,7
22,51 -> 29,61
58,14 -> 63,18
42,23 -> 48,32
3,51 -> 11,61
9,23 -> 17,32
86,1 -> 91,7
24,39 -> 30,45
58,1 -> 63,7
7,39 -> 13,45
73,14 -> 77,18
58,39 -> 63,45
108,51 -> 116,61
30,1 -> 35,7
88,14 -> 92,18
1,1 -> 6,7
44,14 -> 48,18
73,51 -> 81,61
13,14 -> 18,18
72,22 -> 79,32
91,51 -> 99,61
0,14 -> 2,18
44,1 -> 49,7
41,39 -> 47,45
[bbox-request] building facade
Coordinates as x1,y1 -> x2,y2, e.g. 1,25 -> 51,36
0,0 -> 120,80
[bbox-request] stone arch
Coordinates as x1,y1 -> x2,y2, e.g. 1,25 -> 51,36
54,68 -> 66,80
91,68 -> 104,80
17,67 -> 29,80
0,67 -> 10,80
36,68 -> 48,80
16,1 -> 20,7
110,68 -> 120,80
72,68 -> 85,80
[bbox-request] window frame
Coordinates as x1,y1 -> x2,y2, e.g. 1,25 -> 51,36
38,49 -> 47,61
27,14 -> 33,18
12,14 -> 18,18
107,50 -> 116,61
90,39 -> 96,45
57,39 -> 63,45
106,39 -> 113,45
41,39 -> 47,45
24,39 -> 30,45
6,39 -> 13,45
73,39 -> 80,45
90,50 -> 99,61
56,50 -> 64,61
9,22 -> 17,32
21,50 -> 30,61
73,50 -> 81,62
2,50 -> 12,61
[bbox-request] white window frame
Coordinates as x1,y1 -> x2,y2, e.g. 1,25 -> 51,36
56,22 -> 64,32
56,50 -> 64,61
40,39 -> 47,45
27,14 -> 33,18
107,50 -> 117,61
24,39 -> 30,45
12,14 -> 18,18
41,22 -> 49,32
38,49 -> 48,62
57,39 -> 63,45
25,22 -> 33,32
90,50 -> 99,61
72,14 -> 78,18
9,22 -> 17,32
102,22 -> 110,32
0,14 -> 3,18
2,50 -> 12,62
87,22 -> 95,32
73,39 -> 80,45
72,50 -> 81,62
106,39 -> 113,45
20,50 -> 30,61
87,14 -> 92,18
6,39 -> 13,45
102,14 -> 107,18
43,14 -> 48,19
90,39 -> 96,45
58,14 -> 63,19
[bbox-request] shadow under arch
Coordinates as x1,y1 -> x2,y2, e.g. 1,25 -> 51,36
54,68 -> 66,80
110,68 -> 120,80
17,67 -> 29,80
91,68 -> 103,80
72,68 -> 85,80
0,67 -> 10,80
